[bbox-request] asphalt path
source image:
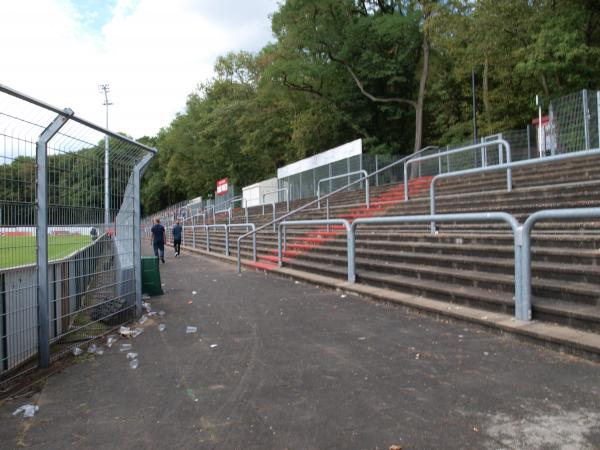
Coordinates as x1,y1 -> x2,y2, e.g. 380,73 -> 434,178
0,249 -> 599,449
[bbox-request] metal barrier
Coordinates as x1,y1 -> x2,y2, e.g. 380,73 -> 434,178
267,213 -> 522,317
429,147 -> 600,233
277,219 -> 352,278
236,145 -> 447,273
520,207 -> 600,321
317,170 -> 369,209
404,139 -> 512,200
0,83 -> 156,380
228,196 -> 248,223
186,223 -> 256,260
262,188 -> 289,214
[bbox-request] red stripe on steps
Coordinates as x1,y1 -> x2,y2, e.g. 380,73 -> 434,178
247,261 -> 278,271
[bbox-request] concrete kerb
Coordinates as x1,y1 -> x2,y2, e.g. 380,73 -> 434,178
181,243 -> 600,361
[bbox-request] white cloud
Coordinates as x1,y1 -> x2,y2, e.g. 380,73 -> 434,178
0,0 -> 277,139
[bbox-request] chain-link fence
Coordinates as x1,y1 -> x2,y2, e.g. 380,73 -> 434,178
549,89 -> 599,154
0,84 -> 156,387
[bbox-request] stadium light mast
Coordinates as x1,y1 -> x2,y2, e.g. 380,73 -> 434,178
98,84 -> 113,227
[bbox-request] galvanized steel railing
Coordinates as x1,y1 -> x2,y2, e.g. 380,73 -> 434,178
262,188 -> 289,214
317,170 -> 370,209
235,145 -> 440,273
404,139 -> 512,200
519,207 -> 600,321
429,147 -> 600,233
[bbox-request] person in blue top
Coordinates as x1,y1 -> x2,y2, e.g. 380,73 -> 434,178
150,218 -> 166,263
172,220 -> 182,257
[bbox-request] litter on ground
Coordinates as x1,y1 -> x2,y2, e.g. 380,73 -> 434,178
13,405 -> 39,418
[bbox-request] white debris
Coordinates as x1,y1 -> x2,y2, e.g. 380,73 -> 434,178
106,335 -> 117,347
119,343 -> 132,352
210,344 -> 218,349
142,302 -> 152,312
129,359 -> 139,369
158,324 -> 166,332
126,352 -> 138,360
131,328 -> 144,338
158,311 -> 166,317
87,344 -> 98,354
139,315 -> 148,325
72,347 -> 83,356
13,405 -> 38,418
192,291 -> 197,295
119,326 -> 132,336
358,337 -> 367,341
186,326 -> 198,334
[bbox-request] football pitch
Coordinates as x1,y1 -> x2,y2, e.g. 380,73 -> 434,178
0,235 -> 92,269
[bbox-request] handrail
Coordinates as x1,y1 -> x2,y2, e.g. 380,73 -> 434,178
265,212 -> 523,319
262,188 -> 289,214
429,147 -> 600,233
520,207 -> 600,321
404,139 -> 512,200
277,219 -> 352,278
349,212 -> 523,317
235,145 -> 442,273
317,170 -> 369,209
228,196 -> 248,223
186,223 -> 256,258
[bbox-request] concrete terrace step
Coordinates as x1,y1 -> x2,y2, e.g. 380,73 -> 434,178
283,248 -> 600,306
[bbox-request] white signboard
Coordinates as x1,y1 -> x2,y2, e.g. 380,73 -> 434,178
277,139 -> 362,179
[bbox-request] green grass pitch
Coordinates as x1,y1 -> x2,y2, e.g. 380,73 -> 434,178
0,235 -> 92,269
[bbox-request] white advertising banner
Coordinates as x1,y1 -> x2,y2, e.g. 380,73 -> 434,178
277,139 -> 362,179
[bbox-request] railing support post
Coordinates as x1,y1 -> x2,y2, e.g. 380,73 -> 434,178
583,89 -> 591,150
36,109 -> 73,369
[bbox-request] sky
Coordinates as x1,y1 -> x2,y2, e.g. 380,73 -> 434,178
0,0 -> 279,139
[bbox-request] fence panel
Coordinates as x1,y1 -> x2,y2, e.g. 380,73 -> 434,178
0,84 -> 155,386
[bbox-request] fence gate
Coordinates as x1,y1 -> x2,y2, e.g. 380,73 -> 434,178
0,84 -> 156,387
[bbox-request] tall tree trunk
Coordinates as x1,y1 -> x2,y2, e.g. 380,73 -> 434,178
414,34 -> 429,152
540,73 -> 550,98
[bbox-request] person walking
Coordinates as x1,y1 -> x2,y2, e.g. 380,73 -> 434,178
172,220 -> 182,257
151,218 -> 166,263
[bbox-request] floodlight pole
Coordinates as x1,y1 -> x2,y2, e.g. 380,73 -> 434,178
99,84 -> 113,227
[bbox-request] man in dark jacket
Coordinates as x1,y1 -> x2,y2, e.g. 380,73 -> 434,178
172,220 -> 182,257
151,218 -> 166,263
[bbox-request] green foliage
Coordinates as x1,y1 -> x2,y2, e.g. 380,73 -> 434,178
140,0 -> 600,214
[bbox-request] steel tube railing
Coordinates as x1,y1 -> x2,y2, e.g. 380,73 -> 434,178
429,147 -> 600,233
404,139 -> 512,200
236,145 -> 440,274
229,196 -> 248,223
520,207 -> 600,321
226,223 -> 256,261
262,188 -> 289,214
350,213 -> 522,315
278,219 -> 351,279
317,170 -> 369,209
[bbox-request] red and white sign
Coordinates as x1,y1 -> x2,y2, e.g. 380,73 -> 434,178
532,115 -> 556,156
216,178 -> 229,196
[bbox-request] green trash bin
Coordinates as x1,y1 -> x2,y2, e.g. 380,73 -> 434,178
141,256 -> 164,296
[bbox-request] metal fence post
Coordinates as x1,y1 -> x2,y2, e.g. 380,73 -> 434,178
133,154 -> 153,317
583,89 -> 590,150
375,155 -> 379,186
36,109 -> 73,368
526,125 -> 532,160
597,91 -> 600,148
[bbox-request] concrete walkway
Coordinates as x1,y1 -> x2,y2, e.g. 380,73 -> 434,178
1,249 -> 599,449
